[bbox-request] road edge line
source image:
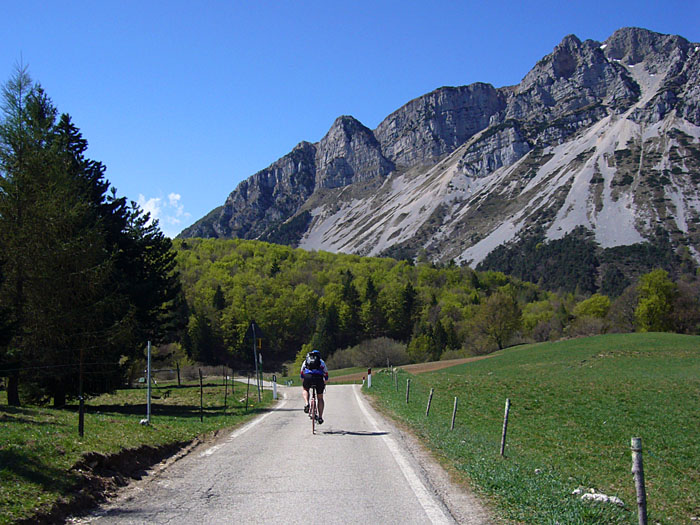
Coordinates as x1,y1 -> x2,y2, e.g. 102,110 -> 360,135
199,391 -> 289,457
352,385 -> 453,524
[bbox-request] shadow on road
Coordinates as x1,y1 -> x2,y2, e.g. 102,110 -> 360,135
320,429 -> 389,436
257,406 -> 303,413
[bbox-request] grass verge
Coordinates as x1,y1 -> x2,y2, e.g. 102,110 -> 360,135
0,377 -> 273,524
365,333 -> 700,524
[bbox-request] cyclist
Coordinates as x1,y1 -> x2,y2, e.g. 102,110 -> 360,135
300,349 -> 329,424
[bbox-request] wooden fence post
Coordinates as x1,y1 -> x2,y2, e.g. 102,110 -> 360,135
451,397 -> 458,430
176,361 -> 181,386
500,398 -> 511,457
425,388 -> 434,416
631,437 -> 648,525
406,378 -> 411,404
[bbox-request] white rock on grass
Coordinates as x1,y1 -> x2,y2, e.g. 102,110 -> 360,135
574,489 -> 625,507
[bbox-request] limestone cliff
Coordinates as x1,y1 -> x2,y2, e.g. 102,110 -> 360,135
180,27 -> 700,267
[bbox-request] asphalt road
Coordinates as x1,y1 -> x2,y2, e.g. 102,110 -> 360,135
76,384 -> 492,524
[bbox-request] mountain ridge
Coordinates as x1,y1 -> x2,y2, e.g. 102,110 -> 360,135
180,27 -> 700,276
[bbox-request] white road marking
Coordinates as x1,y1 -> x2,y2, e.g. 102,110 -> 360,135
353,385 -> 453,524
199,391 -> 289,457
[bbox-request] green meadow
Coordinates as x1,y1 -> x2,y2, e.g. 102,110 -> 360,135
0,379 -> 273,524
366,333 -> 700,524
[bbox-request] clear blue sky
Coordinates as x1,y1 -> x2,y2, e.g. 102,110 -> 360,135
2,1 -> 698,237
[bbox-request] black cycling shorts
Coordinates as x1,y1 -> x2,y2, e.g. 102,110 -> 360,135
303,375 -> 325,394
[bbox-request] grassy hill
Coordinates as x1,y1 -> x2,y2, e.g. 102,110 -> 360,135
366,332 -> 700,524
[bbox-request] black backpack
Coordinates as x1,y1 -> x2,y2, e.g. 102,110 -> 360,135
306,353 -> 321,370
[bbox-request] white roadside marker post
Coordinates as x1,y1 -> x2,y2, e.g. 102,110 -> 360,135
631,437 -> 648,525
451,396 -> 458,431
500,398 -> 511,457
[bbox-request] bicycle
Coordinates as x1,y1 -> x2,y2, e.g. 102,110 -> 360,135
309,384 -> 318,434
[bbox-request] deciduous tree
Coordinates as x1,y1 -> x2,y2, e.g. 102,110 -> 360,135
469,290 -> 522,351
635,269 -> 677,332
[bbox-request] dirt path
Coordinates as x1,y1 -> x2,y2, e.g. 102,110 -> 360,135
329,354 -> 494,383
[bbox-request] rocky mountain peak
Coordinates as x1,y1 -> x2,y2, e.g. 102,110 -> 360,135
375,83 -> 506,168
513,31 -> 639,121
602,28 -> 700,125
550,34 -> 584,78
182,27 -> 700,273
315,115 -> 393,189
603,27 -> 691,66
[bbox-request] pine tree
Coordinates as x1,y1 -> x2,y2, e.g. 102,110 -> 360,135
311,303 -> 341,354
393,282 -> 418,342
361,276 -> 386,338
339,270 -> 361,348
213,284 -> 226,310
0,66 -> 184,406
0,69 -> 115,405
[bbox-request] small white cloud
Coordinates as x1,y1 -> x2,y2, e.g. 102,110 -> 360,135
137,192 -> 191,238
137,194 -> 163,220
168,193 -> 187,218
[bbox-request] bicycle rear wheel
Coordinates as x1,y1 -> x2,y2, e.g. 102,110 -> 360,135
310,387 -> 317,434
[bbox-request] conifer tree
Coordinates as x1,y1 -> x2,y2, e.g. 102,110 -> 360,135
0,65 -> 184,405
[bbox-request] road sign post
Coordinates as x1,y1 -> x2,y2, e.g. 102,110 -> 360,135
140,341 -> 152,426
248,321 -> 263,402
146,341 -> 152,424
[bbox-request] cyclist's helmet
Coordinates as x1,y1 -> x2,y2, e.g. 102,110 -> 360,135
311,349 -> 321,355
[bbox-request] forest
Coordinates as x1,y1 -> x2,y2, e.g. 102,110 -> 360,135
477,225 -> 695,297
174,236 -> 700,372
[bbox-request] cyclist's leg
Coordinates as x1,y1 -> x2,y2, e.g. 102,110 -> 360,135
316,376 -> 325,418
302,376 -> 311,411
317,393 -> 324,418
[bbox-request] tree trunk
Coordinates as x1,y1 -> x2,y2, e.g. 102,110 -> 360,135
7,374 -> 20,406
53,386 -> 66,408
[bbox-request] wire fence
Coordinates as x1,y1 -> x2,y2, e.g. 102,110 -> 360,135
368,367 -> 699,524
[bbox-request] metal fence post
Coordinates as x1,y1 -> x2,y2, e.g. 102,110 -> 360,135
146,341 -> 152,424
406,378 -> 411,403
245,372 -> 251,412
199,368 -> 203,423
223,368 -> 228,414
